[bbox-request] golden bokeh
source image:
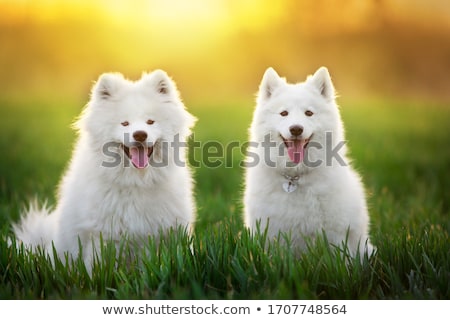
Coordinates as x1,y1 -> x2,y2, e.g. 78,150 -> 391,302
1,0 -> 449,102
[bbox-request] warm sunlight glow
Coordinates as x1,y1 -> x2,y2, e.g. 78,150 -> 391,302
0,0 -> 284,36
147,0 -> 226,24
1,0 -> 449,100
103,0 -> 228,32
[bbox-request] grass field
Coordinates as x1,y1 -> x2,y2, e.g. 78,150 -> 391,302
0,96 -> 448,299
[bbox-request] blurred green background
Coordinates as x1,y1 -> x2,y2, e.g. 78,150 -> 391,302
1,1 -> 449,299
0,0 -> 449,230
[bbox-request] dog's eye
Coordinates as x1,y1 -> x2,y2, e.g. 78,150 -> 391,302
146,119 -> 155,125
280,110 -> 289,117
121,121 -> 129,126
305,110 -> 314,117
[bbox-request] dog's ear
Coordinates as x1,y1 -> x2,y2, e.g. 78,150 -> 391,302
92,73 -> 124,100
258,67 -> 285,104
308,67 -> 335,101
142,69 -> 177,97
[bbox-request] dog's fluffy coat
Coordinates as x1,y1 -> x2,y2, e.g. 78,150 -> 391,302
244,67 -> 374,256
13,70 -> 196,266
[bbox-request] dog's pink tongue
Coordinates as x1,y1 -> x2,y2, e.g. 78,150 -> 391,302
130,146 -> 149,169
287,140 -> 306,164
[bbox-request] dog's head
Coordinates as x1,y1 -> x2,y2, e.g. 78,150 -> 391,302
251,67 -> 345,167
77,70 -> 196,169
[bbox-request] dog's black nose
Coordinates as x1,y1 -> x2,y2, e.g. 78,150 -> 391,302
289,125 -> 303,137
133,130 -> 148,142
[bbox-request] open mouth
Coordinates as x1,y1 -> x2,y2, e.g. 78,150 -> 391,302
281,134 -> 312,164
121,144 -> 154,169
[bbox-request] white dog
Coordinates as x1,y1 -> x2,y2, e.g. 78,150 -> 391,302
13,70 -> 196,266
244,67 -> 374,256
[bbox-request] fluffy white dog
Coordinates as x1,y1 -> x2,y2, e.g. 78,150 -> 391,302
13,70 -> 196,266
244,67 -> 374,256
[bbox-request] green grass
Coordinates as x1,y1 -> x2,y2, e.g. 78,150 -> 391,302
0,96 -> 449,299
